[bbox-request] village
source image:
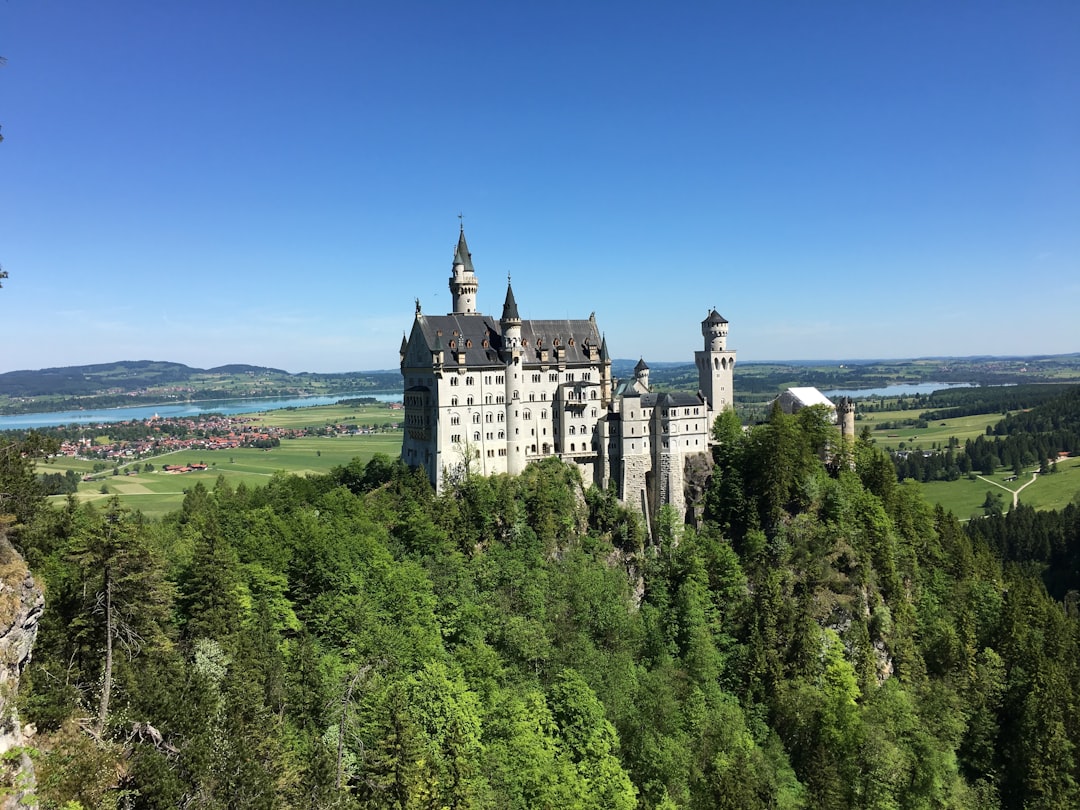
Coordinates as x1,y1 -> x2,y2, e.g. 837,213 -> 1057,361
51,410 -> 401,469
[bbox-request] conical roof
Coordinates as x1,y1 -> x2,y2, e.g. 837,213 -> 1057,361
635,357 -> 649,372
502,280 -> 520,322
703,309 -> 728,325
453,227 -> 475,274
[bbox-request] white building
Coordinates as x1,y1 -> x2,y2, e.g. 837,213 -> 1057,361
400,228 -> 737,524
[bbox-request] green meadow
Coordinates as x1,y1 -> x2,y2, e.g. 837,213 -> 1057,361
857,408 -> 1004,452
917,459 -> 1080,520
42,403 -> 403,519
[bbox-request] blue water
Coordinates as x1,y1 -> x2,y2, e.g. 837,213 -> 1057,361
821,382 -> 975,399
0,391 -> 403,430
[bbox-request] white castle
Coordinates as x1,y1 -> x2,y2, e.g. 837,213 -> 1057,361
400,227 -> 736,524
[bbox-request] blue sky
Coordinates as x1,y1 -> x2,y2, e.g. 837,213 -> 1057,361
1,1 -> 1077,373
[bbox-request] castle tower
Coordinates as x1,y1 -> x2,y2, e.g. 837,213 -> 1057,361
449,227 -> 479,314
600,335 -> 612,407
836,397 -> 856,440
501,280 -> 526,474
695,309 -> 736,420
634,358 -> 650,391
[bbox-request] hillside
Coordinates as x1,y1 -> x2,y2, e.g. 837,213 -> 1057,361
4,408 -> 1080,807
0,360 -> 400,415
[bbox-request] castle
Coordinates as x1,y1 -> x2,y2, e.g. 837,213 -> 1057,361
400,227 -> 736,524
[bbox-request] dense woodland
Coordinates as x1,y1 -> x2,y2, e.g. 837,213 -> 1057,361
3,399 -> 1080,808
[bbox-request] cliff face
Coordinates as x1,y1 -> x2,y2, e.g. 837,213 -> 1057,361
0,534 -> 42,809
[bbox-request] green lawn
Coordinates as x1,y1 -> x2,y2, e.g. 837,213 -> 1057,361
916,460 -> 1080,520
45,432 -> 402,519
858,408 -> 1005,452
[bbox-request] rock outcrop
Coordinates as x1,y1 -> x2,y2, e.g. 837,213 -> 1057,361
0,533 -> 42,809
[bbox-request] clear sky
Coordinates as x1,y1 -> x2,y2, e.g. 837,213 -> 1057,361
1,1 -> 1077,373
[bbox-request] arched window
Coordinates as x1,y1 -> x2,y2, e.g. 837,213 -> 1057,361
569,425 -> 576,435
714,358 -> 720,370
473,431 -> 480,442
451,397 -> 459,406
472,413 -> 480,424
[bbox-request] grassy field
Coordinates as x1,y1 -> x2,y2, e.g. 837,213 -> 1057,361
858,408 -> 1004,452
918,459 -> 1080,520
859,407 -> 1080,517
41,403 -> 404,519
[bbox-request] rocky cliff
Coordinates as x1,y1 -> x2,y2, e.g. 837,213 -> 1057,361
0,533 -> 42,809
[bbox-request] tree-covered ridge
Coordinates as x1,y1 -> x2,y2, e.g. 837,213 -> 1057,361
6,405 -> 1080,807
0,361 -> 401,415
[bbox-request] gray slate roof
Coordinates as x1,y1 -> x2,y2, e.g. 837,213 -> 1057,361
409,314 -> 601,369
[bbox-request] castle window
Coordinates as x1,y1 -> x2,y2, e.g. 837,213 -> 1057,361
532,374 -> 541,383
466,340 -> 472,348
591,409 -> 597,417
584,372 -> 591,380
486,432 -> 493,440
485,395 -> 492,404
498,448 -> 506,456
451,434 -> 461,443
473,432 -> 481,442
497,395 -> 504,403
467,396 -> 474,405
590,390 -> 597,399
450,377 -> 459,386
472,413 -> 480,424
484,375 -> 491,385
549,373 -> 558,382
512,391 -> 519,400
485,413 -> 493,423
466,376 -> 474,386
541,392 -> 547,400
451,397 -> 458,406
570,443 -> 575,451
498,413 -> 504,422
569,426 -> 575,435
498,430 -> 504,439
567,373 -> 574,382
529,393 -> 535,401
541,410 -> 547,419
524,410 -> 532,420
451,415 -> 460,426
482,339 -> 489,348
496,375 -> 504,383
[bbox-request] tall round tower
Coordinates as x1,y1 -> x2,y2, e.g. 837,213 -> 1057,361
695,309 -> 736,419
501,280 -> 525,474
449,226 -> 479,314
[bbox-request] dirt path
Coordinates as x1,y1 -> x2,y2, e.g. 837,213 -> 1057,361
976,472 -> 1038,509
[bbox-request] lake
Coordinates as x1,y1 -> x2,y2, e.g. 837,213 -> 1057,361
821,382 -> 975,399
0,392 -> 403,430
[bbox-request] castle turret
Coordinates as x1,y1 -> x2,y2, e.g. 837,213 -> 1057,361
634,358 -> 650,391
501,280 -> 525,474
449,227 -> 479,314
695,309 -> 736,421
836,396 -> 856,440
399,333 -> 408,366
600,334 -> 612,407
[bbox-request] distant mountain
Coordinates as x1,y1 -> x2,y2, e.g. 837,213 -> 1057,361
0,362 -> 400,415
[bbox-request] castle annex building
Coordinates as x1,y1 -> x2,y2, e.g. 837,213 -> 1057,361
400,228 -> 736,523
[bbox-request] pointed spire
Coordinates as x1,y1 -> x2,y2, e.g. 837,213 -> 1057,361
501,277 -> 520,322
400,333 -> 408,353
634,357 -> 649,372
453,226 -> 475,274
600,334 -> 609,362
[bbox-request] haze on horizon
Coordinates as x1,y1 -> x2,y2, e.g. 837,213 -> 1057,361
1,2 -> 1077,375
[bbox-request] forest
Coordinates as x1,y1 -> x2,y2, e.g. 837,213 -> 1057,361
3,400 -> 1080,808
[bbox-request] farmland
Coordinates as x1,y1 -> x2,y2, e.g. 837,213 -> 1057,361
37,403 -> 403,519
